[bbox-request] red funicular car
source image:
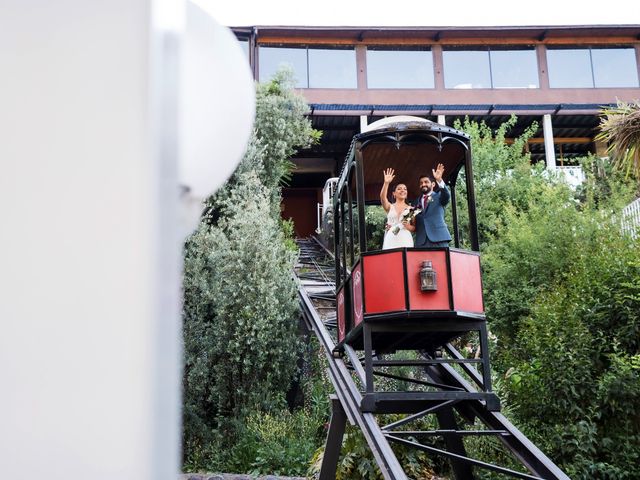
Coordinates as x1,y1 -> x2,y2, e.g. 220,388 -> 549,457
332,116 -> 497,411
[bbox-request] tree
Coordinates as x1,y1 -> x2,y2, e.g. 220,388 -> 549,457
182,69 -> 320,467
596,100 -> 640,181
457,116 -> 640,478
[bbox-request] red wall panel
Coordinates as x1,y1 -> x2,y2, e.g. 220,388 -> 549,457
450,251 -> 484,313
406,250 -> 451,311
363,251 -> 406,314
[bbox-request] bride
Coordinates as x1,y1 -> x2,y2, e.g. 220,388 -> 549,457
380,168 -> 415,250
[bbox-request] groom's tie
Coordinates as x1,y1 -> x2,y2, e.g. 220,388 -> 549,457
422,194 -> 428,210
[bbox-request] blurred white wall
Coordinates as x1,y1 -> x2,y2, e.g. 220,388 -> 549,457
0,1 -> 180,478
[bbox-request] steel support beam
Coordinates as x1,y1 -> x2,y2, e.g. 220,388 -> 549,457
319,396 -> 347,480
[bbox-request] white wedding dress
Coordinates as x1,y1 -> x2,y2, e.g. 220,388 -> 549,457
382,205 -> 414,250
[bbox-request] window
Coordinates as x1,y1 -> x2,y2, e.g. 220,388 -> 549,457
490,49 -> 539,88
308,48 -> 357,88
366,48 -> 435,88
443,50 -> 491,89
258,46 -> 357,88
237,38 -> 249,60
591,48 -> 639,88
547,49 -> 593,88
547,47 -> 639,88
443,47 -> 539,89
258,46 -> 308,88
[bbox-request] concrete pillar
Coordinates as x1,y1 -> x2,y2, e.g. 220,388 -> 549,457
360,115 -> 368,132
432,44 -> 445,90
543,114 -> 557,169
356,45 -> 367,90
437,115 -> 446,126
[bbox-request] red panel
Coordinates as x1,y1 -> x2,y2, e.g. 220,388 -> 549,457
363,252 -> 406,314
406,250 -> 451,311
450,251 -> 484,313
337,288 -> 346,342
352,263 -> 364,326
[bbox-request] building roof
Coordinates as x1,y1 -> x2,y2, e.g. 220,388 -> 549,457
237,24 -> 640,43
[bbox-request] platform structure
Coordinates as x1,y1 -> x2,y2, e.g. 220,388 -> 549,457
296,237 -> 569,480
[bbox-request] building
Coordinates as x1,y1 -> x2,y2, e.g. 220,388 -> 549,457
232,25 -> 640,236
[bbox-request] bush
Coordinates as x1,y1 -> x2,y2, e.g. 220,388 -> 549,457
182,69 -> 321,471
497,220 -> 640,477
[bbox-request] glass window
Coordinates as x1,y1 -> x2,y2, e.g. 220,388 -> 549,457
258,46 -> 308,87
443,50 -> 491,89
308,48 -> 357,88
366,48 -> 434,88
238,39 -> 249,60
547,49 -> 594,88
490,49 -> 539,88
591,48 -> 639,88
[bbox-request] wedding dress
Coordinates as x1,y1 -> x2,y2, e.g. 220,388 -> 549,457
382,205 -> 414,250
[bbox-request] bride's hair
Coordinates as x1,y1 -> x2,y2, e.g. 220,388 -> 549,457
391,183 -> 406,201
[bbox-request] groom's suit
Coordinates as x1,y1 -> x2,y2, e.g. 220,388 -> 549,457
413,184 -> 452,247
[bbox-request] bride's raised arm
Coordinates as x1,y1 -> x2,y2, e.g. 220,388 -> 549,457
380,168 -> 394,212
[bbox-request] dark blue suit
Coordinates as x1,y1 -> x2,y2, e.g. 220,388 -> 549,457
413,185 -> 452,247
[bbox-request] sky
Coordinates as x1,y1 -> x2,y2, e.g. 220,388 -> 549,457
197,0 -> 639,27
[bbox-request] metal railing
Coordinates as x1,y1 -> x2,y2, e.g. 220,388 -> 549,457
556,165 -> 585,188
622,197 -> 640,239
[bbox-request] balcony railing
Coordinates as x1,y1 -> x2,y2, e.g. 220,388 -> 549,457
622,197 -> 640,239
556,166 -> 585,188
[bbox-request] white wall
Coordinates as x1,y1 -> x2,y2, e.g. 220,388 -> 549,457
0,1 -> 180,478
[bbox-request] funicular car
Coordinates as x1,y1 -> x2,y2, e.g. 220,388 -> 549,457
331,115 -> 498,412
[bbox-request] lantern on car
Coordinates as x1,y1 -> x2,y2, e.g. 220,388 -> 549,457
420,260 -> 437,291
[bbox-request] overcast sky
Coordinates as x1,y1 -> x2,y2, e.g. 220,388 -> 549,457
197,0 -> 639,27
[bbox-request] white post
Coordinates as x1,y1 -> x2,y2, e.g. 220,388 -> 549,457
437,114 -> 446,125
360,114 -> 368,132
0,1 -> 254,478
0,1 -> 181,479
543,114 -> 557,170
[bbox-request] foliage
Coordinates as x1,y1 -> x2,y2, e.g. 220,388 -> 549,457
462,113 -> 640,477
575,153 -> 638,209
503,228 -> 640,478
204,68 -> 321,223
183,170 -> 300,425
182,69 -> 321,471
451,116 -> 555,248
596,100 -> 640,180
255,68 -> 322,189
448,116 -> 640,478
309,422 -> 442,480
364,205 -> 387,251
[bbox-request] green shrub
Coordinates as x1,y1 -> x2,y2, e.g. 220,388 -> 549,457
182,69 -> 321,470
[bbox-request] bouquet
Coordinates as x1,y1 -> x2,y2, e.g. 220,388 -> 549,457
392,206 -> 421,234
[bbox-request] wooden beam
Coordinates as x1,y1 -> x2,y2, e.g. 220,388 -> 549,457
258,35 -> 640,47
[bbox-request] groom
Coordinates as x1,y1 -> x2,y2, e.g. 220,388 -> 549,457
413,163 -> 452,248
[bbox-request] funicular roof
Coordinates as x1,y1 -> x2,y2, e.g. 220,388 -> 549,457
341,116 -> 471,202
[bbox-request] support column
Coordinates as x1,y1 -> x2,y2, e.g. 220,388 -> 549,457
363,324 -> 374,394
543,114 -> 556,170
360,114 -> 368,133
436,407 -> 475,479
319,396 -> 347,480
